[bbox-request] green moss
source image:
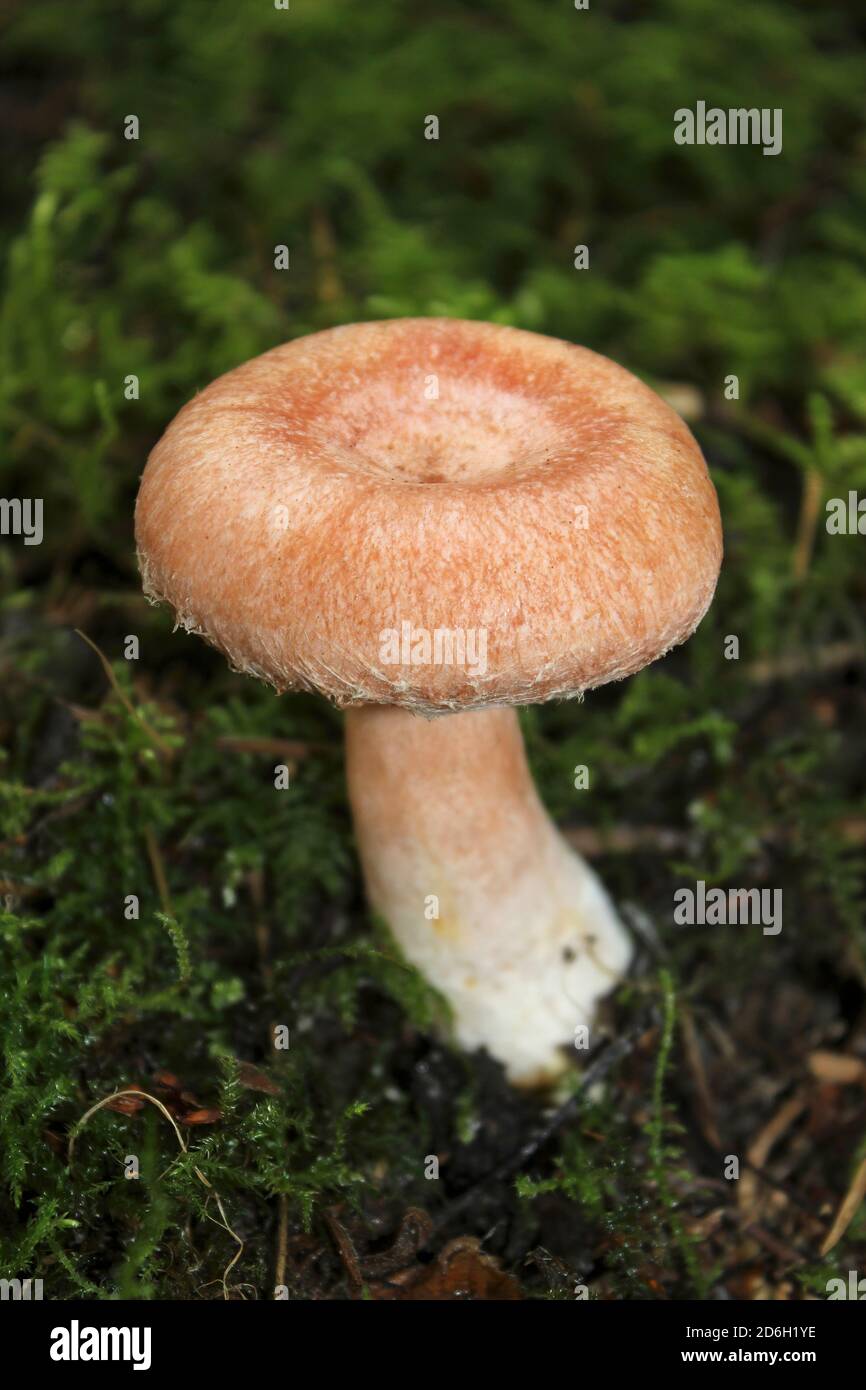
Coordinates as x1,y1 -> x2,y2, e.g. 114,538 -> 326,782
1,0 -> 865,1298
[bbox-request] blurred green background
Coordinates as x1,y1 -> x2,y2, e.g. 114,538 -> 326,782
1,0 -> 865,1300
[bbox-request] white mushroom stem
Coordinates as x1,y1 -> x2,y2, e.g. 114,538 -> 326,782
344,704 -> 632,1085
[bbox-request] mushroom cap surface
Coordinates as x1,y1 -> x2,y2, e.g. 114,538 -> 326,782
136,318 -> 722,711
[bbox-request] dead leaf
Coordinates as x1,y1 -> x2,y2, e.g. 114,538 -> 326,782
103,1094 -> 145,1115
183,1108 -> 222,1125
370,1236 -> 522,1301
236,1061 -> 280,1096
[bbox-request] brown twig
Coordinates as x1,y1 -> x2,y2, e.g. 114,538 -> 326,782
738,1089 -> 809,1221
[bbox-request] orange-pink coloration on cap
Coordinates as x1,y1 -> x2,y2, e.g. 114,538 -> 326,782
135,318 -> 722,712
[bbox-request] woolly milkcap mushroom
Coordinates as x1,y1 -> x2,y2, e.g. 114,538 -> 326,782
136,318 -> 722,1084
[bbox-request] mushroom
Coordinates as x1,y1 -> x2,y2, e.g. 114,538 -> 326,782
135,318 -> 722,1084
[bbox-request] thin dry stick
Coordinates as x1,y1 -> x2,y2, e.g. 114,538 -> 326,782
68,1088 -> 243,1299
738,1089 -> 808,1220
74,629 -> 174,759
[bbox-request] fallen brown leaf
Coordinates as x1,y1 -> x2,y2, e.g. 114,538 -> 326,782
370,1236 -> 522,1301
103,1094 -> 145,1115
236,1061 -> 280,1096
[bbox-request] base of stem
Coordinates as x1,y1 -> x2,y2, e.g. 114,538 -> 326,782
345,705 -> 632,1084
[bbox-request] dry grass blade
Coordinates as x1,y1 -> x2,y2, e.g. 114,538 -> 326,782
74,628 -> 174,758
680,1006 -> 721,1150
144,825 -> 173,916
67,1088 -> 244,1299
820,1151 -> 866,1256
792,466 -> 823,582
